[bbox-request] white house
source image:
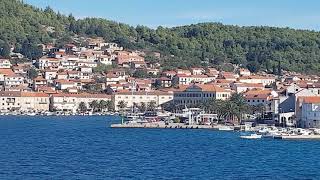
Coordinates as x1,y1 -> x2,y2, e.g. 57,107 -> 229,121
176,74 -> 215,85
54,80 -> 77,90
232,83 -> 264,93
298,96 -> 320,128
238,75 -> 276,86
4,74 -> 24,87
98,55 -> 113,65
0,59 -> 12,69
44,70 -> 57,82
244,89 -> 279,123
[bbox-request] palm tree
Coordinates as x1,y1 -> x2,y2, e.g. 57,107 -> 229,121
249,105 -> 257,115
89,100 -> 99,112
221,101 -> 238,124
212,99 -> 225,121
147,101 -> 157,112
78,102 -> 87,113
138,102 -> 147,113
229,93 -> 247,124
256,104 -> 266,119
106,101 -> 114,112
132,102 -> 138,113
200,100 -> 210,113
99,100 -> 108,112
117,100 -> 127,112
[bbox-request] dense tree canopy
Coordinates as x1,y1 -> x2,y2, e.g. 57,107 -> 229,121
2,0 -> 320,74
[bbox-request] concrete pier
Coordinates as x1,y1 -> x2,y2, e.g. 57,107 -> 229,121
276,135 -> 320,140
110,122 -> 217,129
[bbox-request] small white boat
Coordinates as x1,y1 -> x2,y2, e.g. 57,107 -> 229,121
218,126 -> 234,131
27,112 -> 36,116
240,134 -> 262,139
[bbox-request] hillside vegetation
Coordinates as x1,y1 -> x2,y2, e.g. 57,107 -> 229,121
1,0 -> 320,73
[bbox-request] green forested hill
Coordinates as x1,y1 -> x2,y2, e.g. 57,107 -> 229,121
1,0 -> 320,74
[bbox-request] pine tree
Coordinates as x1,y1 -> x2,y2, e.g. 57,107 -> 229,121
278,60 -> 282,76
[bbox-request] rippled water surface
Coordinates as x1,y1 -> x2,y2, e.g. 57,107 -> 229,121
0,116 -> 320,179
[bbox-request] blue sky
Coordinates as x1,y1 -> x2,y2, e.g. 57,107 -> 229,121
25,0 -> 320,30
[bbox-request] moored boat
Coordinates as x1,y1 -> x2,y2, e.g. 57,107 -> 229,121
240,133 -> 262,139
218,126 -> 234,131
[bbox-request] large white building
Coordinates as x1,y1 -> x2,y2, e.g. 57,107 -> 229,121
0,91 -> 50,112
173,84 -> 231,107
238,75 -> 276,86
51,93 -> 112,112
113,90 -> 173,111
176,74 -> 215,85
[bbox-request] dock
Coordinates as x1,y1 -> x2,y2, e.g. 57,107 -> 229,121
110,122 -> 229,129
275,135 -> 320,140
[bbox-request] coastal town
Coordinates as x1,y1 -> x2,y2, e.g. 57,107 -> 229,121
4,1 -> 320,179
1,37 -> 320,131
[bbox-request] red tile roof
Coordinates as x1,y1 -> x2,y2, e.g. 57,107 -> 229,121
0,69 -> 15,76
298,96 -> 320,104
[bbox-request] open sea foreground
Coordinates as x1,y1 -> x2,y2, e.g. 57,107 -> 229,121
0,116 -> 319,180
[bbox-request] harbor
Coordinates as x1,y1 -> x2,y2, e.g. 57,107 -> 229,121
112,121 -> 320,140
111,121 -> 235,130
111,108 -> 320,140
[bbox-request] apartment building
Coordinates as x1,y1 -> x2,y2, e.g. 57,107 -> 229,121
51,93 -> 112,112
113,90 -> 173,111
0,91 -> 50,112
